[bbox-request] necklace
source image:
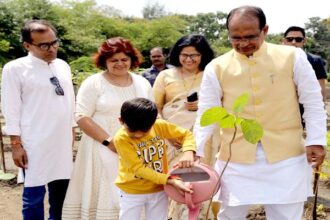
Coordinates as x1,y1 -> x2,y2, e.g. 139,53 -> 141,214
104,71 -> 132,87
180,68 -> 200,96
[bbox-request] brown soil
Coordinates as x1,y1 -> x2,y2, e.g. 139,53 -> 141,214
0,152 -> 23,220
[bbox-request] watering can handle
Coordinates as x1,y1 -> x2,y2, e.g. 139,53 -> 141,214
184,182 -> 195,209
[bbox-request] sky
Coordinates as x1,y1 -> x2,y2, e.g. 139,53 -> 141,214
96,0 -> 329,34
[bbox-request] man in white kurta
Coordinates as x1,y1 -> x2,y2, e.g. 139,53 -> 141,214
194,6 -> 326,220
1,20 -> 75,220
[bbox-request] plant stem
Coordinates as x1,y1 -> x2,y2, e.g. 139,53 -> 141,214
205,124 -> 237,219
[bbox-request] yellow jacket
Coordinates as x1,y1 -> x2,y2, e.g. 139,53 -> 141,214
211,42 -> 304,164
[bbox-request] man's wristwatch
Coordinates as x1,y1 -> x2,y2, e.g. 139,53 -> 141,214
102,137 -> 112,146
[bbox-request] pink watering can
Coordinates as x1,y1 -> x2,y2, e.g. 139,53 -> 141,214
164,163 -> 220,220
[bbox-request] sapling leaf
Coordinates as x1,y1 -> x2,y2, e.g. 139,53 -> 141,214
240,119 -> 263,144
218,114 -> 235,128
232,93 -> 249,114
200,107 -> 228,127
235,117 -> 243,126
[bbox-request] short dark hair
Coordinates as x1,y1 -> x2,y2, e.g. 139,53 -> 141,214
21,20 -> 57,43
283,26 -> 306,37
120,98 -> 158,132
226,6 -> 266,31
169,34 -> 214,70
93,37 -> 143,70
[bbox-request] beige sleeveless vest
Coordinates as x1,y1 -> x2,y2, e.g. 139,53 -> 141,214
211,42 -> 304,164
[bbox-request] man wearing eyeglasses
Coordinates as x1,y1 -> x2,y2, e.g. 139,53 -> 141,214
194,6 -> 326,220
1,20 -> 75,220
282,26 -> 327,101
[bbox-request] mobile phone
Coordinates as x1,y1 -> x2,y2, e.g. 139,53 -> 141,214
187,92 -> 198,102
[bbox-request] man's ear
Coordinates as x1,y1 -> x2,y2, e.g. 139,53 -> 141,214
303,37 -> 307,45
23,42 -> 30,51
262,25 -> 269,36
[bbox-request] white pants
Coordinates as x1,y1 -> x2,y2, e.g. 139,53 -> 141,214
119,190 -> 168,220
218,202 -> 304,220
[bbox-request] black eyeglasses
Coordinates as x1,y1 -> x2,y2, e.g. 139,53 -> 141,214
31,39 -> 60,51
179,53 -> 201,60
285,37 -> 304,43
50,76 -> 64,96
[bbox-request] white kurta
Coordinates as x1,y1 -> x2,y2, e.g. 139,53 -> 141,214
1,53 -> 75,187
194,48 -> 327,205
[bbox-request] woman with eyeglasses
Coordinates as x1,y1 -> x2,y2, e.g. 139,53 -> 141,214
62,37 -> 153,220
153,34 -> 221,219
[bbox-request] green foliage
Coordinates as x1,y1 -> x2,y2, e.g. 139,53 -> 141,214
142,1 -> 167,19
72,71 -> 94,88
1,0 -> 328,72
70,56 -> 98,86
240,119 -> 263,144
185,12 -> 227,43
219,114 -> 236,128
266,33 -> 283,44
70,56 -> 98,73
232,92 -> 248,114
305,17 -> 330,66
52,0 -> 106,60
200,107 -> 228,127
200,93 -> 263,144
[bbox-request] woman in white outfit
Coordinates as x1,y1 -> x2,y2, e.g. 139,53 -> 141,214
62,37 -> 153,220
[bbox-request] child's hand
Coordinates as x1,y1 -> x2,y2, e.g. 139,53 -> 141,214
177,150 -> 194,168
167,178 -> 193,195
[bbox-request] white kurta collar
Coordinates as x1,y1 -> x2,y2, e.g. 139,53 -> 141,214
27,52 -> 56,66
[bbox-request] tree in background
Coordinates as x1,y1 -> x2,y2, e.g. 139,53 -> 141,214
0,0 -> 61,64
0,0 -> 328,84
0,3 -> 15,65
142,1 -> 167,20
305,17 -> 330,69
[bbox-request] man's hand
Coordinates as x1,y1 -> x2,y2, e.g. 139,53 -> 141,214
12,144 -> 28,169
306,145 -> 326,169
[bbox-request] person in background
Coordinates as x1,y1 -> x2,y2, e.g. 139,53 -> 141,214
142,47 -> 172,86
282,26 -> 328,128
113,97 -> 195,220
282,26 -> 327,101
153,34 -> 221,219
1,19 -> 75,220
194,6 -> 326,220
62,37 -> 153,220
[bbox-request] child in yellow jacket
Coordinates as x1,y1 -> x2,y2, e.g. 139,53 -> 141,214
111,98 -> 195,220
